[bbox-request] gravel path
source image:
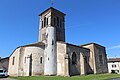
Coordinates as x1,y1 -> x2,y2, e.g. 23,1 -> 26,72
112,78 -> 120,80
0,78 -> 16,80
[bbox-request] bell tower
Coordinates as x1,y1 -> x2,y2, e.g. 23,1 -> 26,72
38,7 -> 66,75
38,7 -> 66,42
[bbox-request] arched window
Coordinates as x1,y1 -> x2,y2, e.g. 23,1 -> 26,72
72,52 -> 77,65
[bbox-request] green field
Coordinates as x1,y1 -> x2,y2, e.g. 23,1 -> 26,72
10,74 -> 120,80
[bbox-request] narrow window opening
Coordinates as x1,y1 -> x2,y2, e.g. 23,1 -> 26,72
40,57 -> 42,64
52,40 -> 54,45
12,57 -> 15,65
42,21 -> 43,28
54,18 -> 56,26
47,18 -> 48,26
57,17 -> 59,27
44,17 -> 46,27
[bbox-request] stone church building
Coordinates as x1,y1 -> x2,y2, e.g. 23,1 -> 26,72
8,7 -> 108,76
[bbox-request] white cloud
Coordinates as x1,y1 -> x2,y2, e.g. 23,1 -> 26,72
108,45 -> 120,50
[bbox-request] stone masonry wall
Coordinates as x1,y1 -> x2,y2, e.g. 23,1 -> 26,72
67,44 -> 81,76
8,48 -> 20,76
57,42 -> 68,76
23,46 -> 44,76
94,45 -> 108,73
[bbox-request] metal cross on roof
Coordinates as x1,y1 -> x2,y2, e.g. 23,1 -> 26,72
51,0 -> 54,7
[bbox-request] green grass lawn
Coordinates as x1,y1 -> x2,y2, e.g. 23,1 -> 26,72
10,73 -> 120,80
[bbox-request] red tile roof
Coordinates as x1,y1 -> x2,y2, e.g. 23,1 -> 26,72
108,58 -> 120,62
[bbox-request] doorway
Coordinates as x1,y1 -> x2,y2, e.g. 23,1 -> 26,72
29,54 -> 32,76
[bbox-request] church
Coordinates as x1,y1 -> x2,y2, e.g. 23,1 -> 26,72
8,7 -> 108,76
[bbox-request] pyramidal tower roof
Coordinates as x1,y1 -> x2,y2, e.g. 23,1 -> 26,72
39,7 -> 66,16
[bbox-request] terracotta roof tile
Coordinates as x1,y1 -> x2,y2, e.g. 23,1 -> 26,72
108,58 -> 120,62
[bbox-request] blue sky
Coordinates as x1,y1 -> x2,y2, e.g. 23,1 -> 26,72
0,0 -> 120,58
